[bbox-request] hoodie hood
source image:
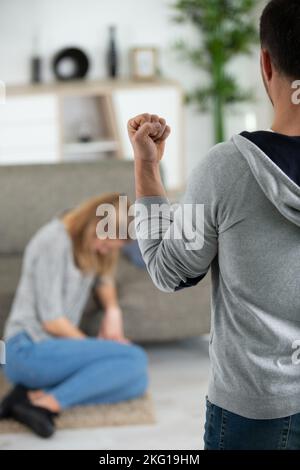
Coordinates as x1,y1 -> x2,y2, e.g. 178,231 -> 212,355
233,133 -> 300,228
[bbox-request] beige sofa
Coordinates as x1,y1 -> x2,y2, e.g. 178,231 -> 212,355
0,160 -> 211,342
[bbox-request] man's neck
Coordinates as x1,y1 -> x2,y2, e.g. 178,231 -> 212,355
272,101 -> 300,136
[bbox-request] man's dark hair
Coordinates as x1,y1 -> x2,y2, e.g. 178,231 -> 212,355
260,0 -> 300,79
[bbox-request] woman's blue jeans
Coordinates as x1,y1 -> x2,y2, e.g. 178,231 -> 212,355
4,332 -> 148,410
204,398 -> 300,450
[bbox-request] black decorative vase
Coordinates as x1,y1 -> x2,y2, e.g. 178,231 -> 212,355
107,26 -> 118,79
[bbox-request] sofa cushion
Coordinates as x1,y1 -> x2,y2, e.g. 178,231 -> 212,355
0,160 -> 135,254
116,257 -> 211,342
0,255 -> 22,337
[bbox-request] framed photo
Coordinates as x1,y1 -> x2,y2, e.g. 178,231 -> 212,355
131,47 -> 158,80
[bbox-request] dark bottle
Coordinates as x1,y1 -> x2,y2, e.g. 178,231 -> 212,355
107,26 -> 118,79
31,57 -> 42,83
30,35 -> 42,83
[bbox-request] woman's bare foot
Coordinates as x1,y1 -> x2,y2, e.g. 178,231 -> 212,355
29,394 -> 61,413
27,390 -> 45,402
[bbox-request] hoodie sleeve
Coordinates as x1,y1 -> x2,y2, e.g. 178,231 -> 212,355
135,151 -> 220,293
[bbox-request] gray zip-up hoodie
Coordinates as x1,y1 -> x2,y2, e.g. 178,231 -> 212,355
135,133 -> 300,420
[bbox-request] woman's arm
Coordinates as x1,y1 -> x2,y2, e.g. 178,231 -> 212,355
95,280 -> 129,343
43,316 -> 86,339
34,241 -> 87,339
96,278 -> 119,311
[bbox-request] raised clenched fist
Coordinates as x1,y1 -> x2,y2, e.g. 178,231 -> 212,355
127,113 -> 171,163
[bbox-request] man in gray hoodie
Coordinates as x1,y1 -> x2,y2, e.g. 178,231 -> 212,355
127,0 -> 300,450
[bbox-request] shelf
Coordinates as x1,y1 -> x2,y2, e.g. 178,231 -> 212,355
6,78 -> 180,98
63,140 -> 119,155
1,79 -> 184,190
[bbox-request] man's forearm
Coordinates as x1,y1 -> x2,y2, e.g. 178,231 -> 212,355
135,160 -> 167,199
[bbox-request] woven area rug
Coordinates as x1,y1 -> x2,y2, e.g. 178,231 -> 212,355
0,373 -> 155,434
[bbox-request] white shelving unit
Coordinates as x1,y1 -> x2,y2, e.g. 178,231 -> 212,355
64,140 -> 119,156
1,79 -> 184,191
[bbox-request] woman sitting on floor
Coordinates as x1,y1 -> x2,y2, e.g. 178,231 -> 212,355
0,193 -> 148,438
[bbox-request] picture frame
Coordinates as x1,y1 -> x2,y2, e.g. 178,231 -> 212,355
131,47 -> 158,80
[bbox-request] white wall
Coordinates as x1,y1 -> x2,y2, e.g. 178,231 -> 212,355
0,0 -> 272,174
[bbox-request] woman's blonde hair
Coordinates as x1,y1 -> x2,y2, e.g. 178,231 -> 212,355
63,193 -> 131,277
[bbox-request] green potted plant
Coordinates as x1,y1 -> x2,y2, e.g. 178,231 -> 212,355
173,0 -> 259,143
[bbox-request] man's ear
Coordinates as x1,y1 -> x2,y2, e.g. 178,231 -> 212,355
261,48 -> 273,83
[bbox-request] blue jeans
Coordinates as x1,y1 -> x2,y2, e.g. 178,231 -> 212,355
4,332 -> 148,410
204,398 -> 300,450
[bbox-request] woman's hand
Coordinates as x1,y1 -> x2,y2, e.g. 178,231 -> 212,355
98,307 -> 130,344
96,280 -> 129,343
127,113 -> 171,163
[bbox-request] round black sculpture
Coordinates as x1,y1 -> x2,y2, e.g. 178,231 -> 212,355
52,47 -> 89,81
